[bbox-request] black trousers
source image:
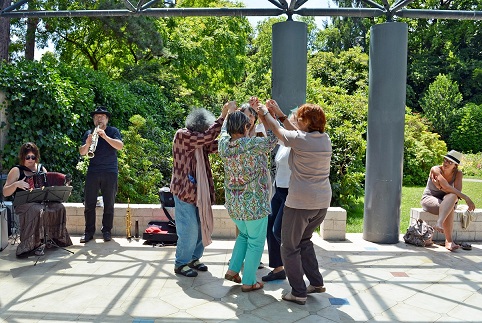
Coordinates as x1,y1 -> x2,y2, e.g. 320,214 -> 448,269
84,172 -> 118,235
267,186 -> 288,269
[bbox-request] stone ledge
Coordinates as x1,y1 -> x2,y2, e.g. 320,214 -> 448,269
64,203 -> 347,240
410,208 -> 482,242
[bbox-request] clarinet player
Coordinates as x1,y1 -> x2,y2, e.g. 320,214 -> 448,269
79,106 -> 124,243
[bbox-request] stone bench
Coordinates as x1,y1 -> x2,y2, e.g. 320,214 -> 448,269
63,203 -> 347,240
410,208 -> 482,242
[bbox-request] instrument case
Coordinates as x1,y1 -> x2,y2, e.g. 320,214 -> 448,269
142,207 -> 177,244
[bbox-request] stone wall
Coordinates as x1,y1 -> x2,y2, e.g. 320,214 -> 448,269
64,203 -> 347,240
410,208 -> 482,241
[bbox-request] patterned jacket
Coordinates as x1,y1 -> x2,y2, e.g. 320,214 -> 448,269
219,128 -> 278,221
170,117 -> 224,205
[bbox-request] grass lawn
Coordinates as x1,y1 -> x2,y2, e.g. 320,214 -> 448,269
346,179 -> 482,233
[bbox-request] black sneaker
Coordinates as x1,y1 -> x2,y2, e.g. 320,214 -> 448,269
102,231 -> 112,242
175,265 -> 198,277
262,269 -> 286,281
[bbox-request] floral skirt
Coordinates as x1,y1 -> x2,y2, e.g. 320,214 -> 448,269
15,202 -> 72,256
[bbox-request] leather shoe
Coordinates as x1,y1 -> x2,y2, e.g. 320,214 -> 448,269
262,269 -> 286,281
282,292 -> 306,305
80,233 -> 93,243
102,231 -> 112,242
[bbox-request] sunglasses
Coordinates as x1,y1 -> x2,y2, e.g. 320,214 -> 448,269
443,158 -> 454,165
25,155 -> 37,160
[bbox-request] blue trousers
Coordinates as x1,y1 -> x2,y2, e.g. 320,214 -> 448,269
173,195 -> 204,269
229,217 -> 268,285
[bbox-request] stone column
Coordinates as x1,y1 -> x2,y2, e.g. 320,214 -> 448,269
363,22 -> 408,243
271,21 -> 307,114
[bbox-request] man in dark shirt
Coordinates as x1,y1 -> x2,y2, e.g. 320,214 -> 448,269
79,106 -> 124,243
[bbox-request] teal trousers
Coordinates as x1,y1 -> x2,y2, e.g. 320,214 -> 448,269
229,217 -> 268,285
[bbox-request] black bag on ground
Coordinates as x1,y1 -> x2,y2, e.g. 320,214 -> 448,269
403,219 -> 434,247
159,187 -> 175,207
143,205 -> 177,245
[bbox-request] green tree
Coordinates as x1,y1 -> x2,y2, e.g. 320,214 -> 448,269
117,115 -> 163,203
166,0 -> 251,106
43,0 -> 166,71
405,0 -> 482,109
420,74 -> 462,142
314,0 -> 377,54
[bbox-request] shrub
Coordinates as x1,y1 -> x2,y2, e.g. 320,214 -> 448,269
403,108 -> 447,186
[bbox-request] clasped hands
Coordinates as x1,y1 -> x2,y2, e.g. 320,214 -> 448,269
223,97 -> 284,119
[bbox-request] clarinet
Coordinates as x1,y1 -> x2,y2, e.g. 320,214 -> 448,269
87,125 -> 100,158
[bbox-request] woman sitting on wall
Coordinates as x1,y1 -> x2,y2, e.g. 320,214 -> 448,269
421,150 -> 475,251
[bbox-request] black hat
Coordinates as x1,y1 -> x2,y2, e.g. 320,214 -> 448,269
90,106 -> 111,118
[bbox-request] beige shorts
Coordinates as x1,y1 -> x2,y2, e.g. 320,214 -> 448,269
421,195 -> 457,214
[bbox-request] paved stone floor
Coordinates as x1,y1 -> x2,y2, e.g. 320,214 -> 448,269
0,233 -> 481,322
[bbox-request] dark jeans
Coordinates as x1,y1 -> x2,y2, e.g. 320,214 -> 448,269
267,186 -> 288,269
281,207 -> 327,298
84,172 -> 118,235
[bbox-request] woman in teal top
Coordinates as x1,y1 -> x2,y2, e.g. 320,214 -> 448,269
219,108 -> 277,292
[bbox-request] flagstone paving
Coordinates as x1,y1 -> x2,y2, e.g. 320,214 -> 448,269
1,233 -> 481,322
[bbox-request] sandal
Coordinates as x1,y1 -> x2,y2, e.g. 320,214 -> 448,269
461,242 -> 472,250
188,259 -> 208,271
241,281 -> 264,292
224,272 -> 242,284
175,265 -> 198,277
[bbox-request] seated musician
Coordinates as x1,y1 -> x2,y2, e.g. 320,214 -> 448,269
2,142 -> 72,257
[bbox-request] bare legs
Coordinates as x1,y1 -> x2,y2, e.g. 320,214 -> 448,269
435,193 -> 459,251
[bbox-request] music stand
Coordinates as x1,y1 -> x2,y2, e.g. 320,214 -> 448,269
13,189 -> 47,207
13,187 -> 74,264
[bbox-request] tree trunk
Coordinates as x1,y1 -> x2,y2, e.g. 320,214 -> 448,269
0,0 -> 11,62
25,17 -> 39,60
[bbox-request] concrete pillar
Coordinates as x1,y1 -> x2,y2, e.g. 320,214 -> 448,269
363,22 -> 408,244
271,21 -> 307,114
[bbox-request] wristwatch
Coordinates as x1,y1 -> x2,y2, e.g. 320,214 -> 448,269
263,110 -> 269,116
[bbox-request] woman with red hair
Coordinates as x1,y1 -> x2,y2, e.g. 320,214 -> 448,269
257,99 -> 331,305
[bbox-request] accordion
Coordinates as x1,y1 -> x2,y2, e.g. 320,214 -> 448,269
25,172 -> 70,188
25,172 -> 47,189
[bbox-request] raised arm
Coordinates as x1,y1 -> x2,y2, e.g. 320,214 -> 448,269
265,99 -> 298,131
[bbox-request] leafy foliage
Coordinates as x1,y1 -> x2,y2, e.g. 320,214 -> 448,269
0,59 -> 84,175
403,108 -> 447,186
116,115 -> 163,203
0,59 -> 182,203
449,103 -> 482,153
